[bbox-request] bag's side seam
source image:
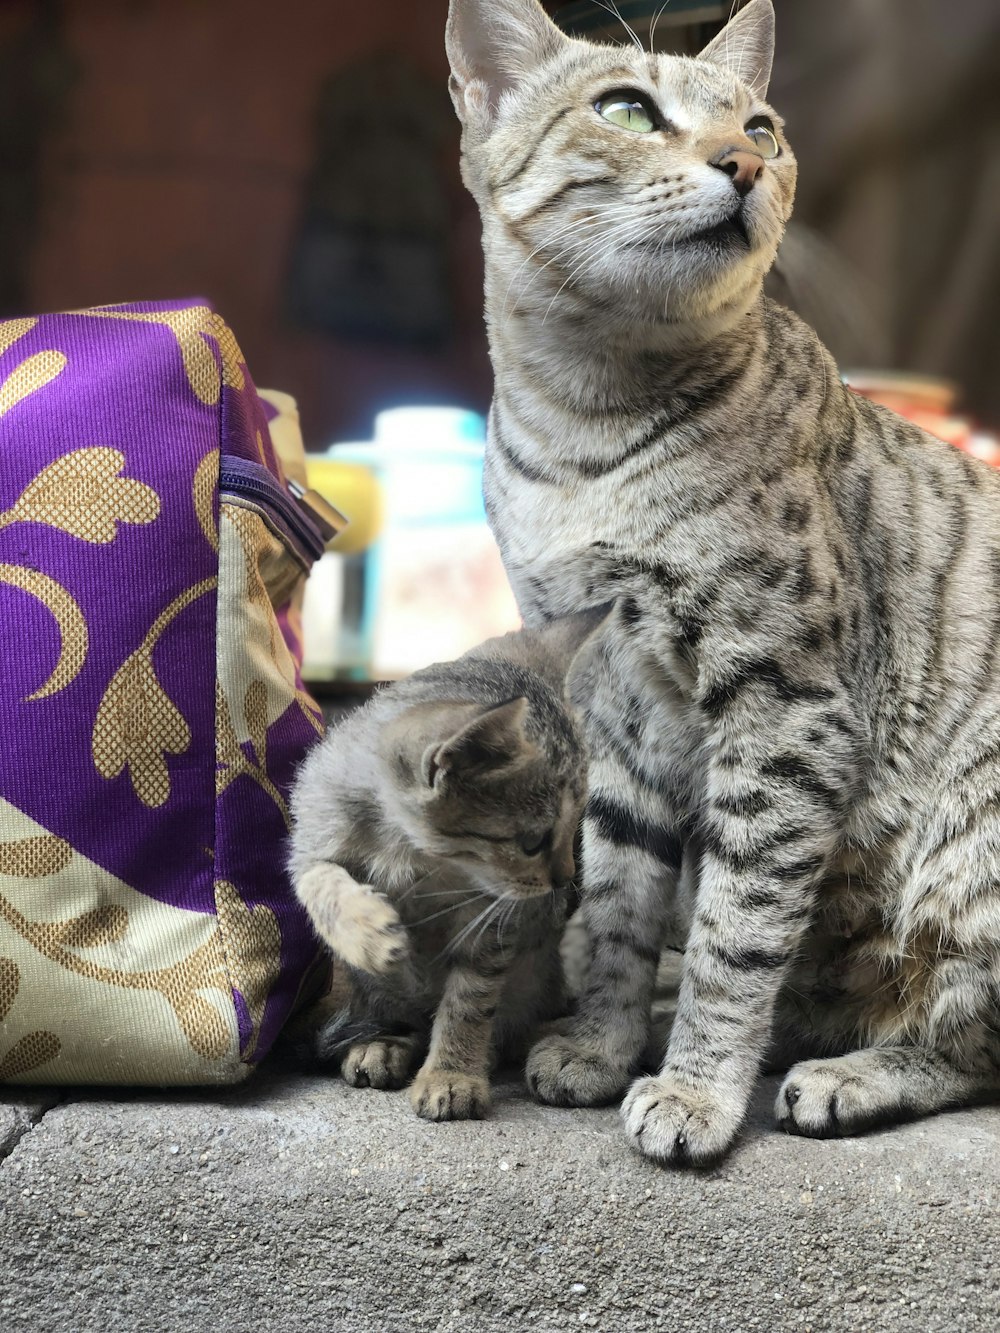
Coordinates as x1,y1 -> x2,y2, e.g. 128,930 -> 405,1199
209,312 -> 246,1069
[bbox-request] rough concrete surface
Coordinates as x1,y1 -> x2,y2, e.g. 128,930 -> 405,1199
0,1088 -> 59,1160
1,1060 -> 997,1333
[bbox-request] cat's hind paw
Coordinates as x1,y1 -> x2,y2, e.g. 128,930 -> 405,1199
409,1069 -> 491,1121
525,1033 -> 631,1107
342,1037 -> 419,1091
622,1073 -> 743,1166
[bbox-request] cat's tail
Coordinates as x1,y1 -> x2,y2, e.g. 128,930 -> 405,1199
278,998 -> 405,1068
300,1008 -> 405,1069
294,862 -> 410,977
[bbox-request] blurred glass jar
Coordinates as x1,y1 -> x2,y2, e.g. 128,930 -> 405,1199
301,450 -> 382,682
302,407 -> 521,683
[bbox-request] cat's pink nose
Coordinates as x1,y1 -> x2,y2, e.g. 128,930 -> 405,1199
712,149 -> 764,198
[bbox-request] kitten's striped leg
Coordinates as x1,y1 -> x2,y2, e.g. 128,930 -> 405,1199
622,707 -> 853,1164
526,762 -> 680,1107
409,933 -> 510,1121
776,1044 -> 1000,1137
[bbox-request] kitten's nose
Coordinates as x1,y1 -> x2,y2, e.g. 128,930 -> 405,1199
552,854 -> 576,890
711,149 -> 764,198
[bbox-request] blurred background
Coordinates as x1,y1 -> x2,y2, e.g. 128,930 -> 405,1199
2,0 -> 998,682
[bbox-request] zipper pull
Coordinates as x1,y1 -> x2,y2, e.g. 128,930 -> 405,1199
287,478 -> 348,545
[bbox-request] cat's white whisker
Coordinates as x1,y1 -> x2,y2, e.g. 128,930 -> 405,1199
591,0 -> 644,54
443,897 -> 506,959
497,896 -> 522,949
398,870 -> 443,901
539,215 -> 652,322
409,891 -> 493,929
649,2 -> 672,55
502,203 -> 648,329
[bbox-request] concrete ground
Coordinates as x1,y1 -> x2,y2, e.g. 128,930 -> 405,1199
1,949 -> 997,1333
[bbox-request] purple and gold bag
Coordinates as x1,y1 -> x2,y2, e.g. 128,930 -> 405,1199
0,300 -> 328,1085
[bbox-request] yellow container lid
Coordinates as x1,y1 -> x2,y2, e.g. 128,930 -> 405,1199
305,457 -> 383,554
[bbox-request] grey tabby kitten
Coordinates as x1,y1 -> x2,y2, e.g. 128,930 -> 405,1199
288,610 -> 607,1120
446,0 -> 1000,1163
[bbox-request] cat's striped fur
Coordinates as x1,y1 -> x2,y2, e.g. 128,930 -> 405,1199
447,0 -> 1000,1162
288,612 -> 606,1120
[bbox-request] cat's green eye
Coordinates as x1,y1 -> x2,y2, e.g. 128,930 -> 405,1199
744,115 -> 780,160
520,829 -> 553,858
596,91 -> 656,135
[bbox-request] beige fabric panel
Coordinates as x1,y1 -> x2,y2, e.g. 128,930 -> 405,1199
0,797 -> 244,1086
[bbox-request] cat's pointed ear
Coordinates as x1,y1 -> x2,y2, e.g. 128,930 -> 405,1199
446,0 -> 567,130
535,602 -> 615,690
697,0 -> 775,101
423,697 -> 532,788
533,599 -> 618,693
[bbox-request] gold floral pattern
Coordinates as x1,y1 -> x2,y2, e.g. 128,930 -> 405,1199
0,959 -> 61,1080
215,681 -> 290,828
0,447 -> 160,542
256,389 -> 307,485
0,835 -> 73,879
78,307 -> 246,406
0,317 -> 38,357
221,504 -> 323,737
0,956 -> 18,1016
92,578 -> 217,807
0,448 -> 160,703
0,829 -> 232,1062
0,564 -> 88,701
193,449 -> 220,552
0,302 -> 318,1084
0,801 -> 246,1081
0,1031 -> 62,1081
0,350 -> 66,418
214,879 -> 281,1060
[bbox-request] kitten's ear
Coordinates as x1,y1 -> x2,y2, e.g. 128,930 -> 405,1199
538,602 -> 615,686
697,0 -> 775,101
423,697 -> 532,788
446,0 -> 567,130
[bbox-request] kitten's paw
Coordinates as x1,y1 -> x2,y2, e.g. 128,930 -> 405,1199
621,1074 -> 743,1166
525,1034 -> 630,1107
777,1053 -> 896,1138
342,1037 -> 419,1091
297,867 -> 409,976
409,1069 -> 490,1121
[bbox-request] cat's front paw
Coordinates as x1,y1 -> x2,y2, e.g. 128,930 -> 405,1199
776,1053 -> 895,1138
621,1073 -> 743,1166
525,1034 -> 630,1107
409,1068 -> 490,1121
297,867 -> 409,976
342,1037 -> 419,1091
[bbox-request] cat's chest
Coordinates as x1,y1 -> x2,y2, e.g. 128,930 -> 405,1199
487,437 -> 655,534
485,448 -> 674,617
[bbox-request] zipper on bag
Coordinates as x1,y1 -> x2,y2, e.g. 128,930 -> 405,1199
218,456 -> 345,567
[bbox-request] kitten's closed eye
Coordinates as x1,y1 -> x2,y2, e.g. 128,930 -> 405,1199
520,829 -> 553,858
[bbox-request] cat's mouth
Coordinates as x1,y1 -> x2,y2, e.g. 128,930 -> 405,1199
684,212 -> 751,249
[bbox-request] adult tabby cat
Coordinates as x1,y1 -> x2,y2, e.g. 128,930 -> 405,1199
446,0 -> 1000,1163
288,611 -> 605,1120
